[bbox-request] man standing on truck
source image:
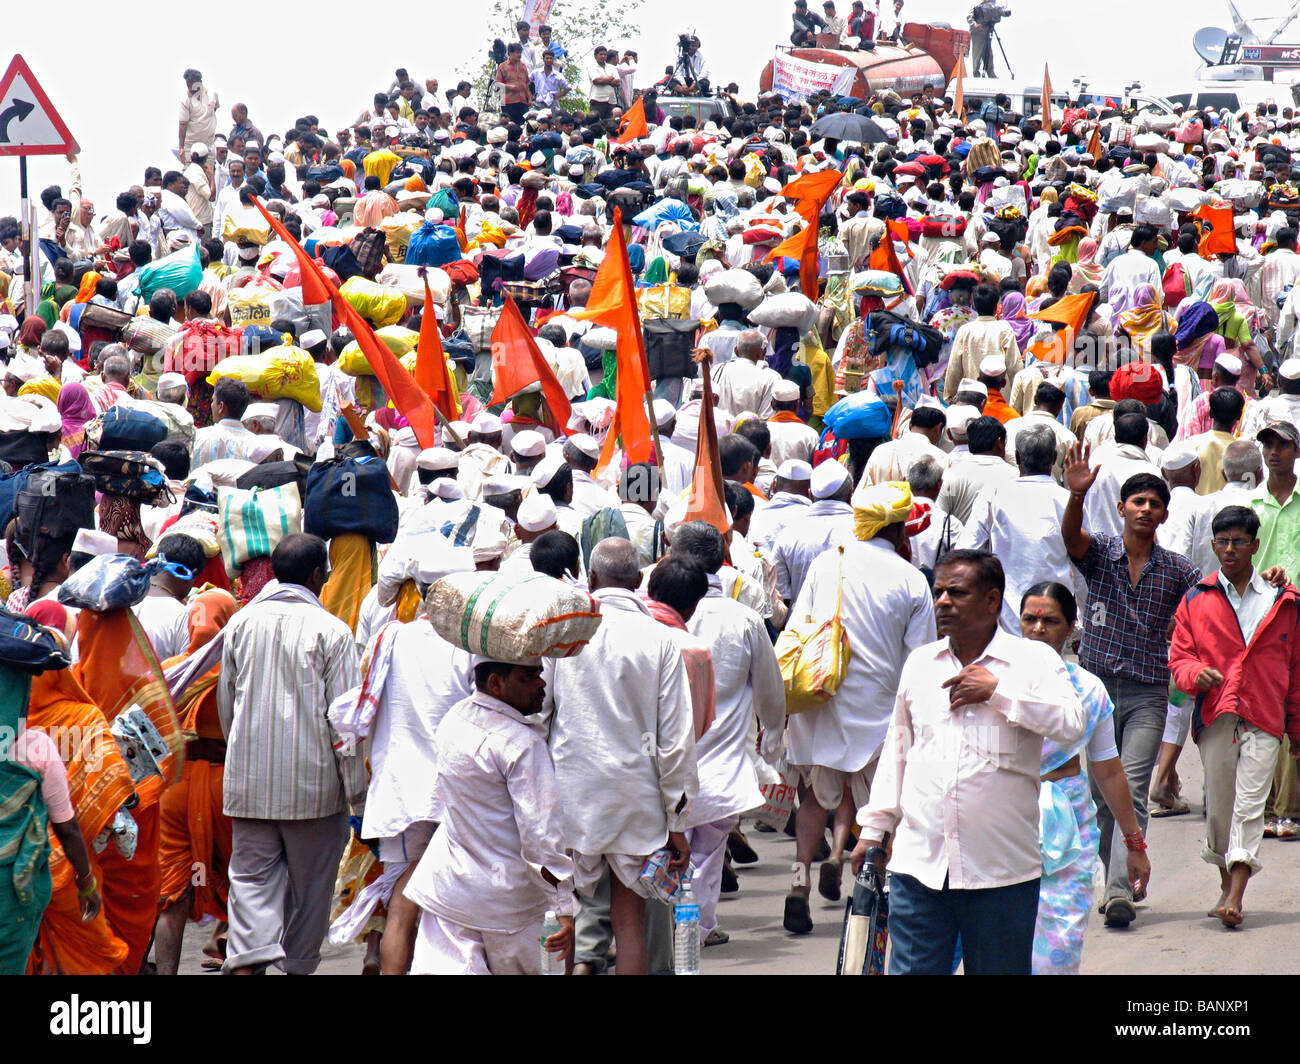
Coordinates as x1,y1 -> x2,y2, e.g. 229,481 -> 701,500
968,2 -> 1002,78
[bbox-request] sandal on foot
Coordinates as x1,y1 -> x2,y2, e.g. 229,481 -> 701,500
818,860 -> 843,902
783,892 -> 813,935
1149,797 -> 1190,817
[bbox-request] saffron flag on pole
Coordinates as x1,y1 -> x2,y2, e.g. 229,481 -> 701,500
249,195 -> 331,305
765,220 -> 821,301
682,352 -> 730,537
415,271 -> 460,420
489,297 -> 574,436
566,207 -> 654,466
252,194 -> 439,447
1041,64 -> 1054,133
778,168 -> 844,224
1027,291 -> 1096,364
952,52 -> 967,123
615,96 -> 649,144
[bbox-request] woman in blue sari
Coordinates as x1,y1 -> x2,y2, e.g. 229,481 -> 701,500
1019,582 -> 1151,975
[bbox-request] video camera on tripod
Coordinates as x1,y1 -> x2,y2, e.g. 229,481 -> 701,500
972,1 -> 1010,27
677,32 -> 696,57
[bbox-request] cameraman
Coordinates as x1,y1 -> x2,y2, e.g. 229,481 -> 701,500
967,1 -> 1007,77
668,35 -> 710,96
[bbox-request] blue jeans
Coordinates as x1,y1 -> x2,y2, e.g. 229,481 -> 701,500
1091,676 -> 1167,903
887,873 -> 1040,975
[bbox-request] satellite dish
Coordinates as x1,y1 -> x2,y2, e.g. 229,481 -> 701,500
1194,26 -> 1231,64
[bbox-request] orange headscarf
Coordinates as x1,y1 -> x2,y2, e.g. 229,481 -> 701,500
73,270 -> 102,305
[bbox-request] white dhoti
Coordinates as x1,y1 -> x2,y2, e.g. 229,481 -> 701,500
686,815 -> 738,937
572,851 -> 652,899
410,911 -> 542,975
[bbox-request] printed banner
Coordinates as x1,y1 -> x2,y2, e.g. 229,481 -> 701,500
522,0 -> 555,36
772,51 -> 853,102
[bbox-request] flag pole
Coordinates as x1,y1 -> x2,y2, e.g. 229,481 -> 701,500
432,405 -> 466,450
643,388 -> 666,488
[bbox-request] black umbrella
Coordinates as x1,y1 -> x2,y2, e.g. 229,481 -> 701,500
809,112 -> 888,144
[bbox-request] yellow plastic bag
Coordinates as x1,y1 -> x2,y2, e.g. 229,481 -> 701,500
208,347 -> 322,411
743,152 -> 766,189
221,206 -> 271,246
337,326 -> 420,376
637,284 -> 692,320
378,211 -> 424,262
227,285 -> 279,327
774,546 -> 850,714
338,276 -> 407,328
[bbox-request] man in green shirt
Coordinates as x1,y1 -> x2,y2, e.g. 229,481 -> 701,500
1251,421 -> 1300,837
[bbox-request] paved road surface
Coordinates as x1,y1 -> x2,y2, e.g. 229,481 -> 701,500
173,742 -> 1300,975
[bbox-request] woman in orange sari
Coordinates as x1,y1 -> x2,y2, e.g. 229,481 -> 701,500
22,603 -> 135,975
73,605 -> 183,974
154,588 -> 238,975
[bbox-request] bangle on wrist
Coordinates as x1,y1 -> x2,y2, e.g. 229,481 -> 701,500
76,874 -> 97,897
1122,830 -> 1146,852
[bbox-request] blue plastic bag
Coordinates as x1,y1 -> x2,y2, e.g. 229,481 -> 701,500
822,392 -> 892,441
405,222 -> 461,268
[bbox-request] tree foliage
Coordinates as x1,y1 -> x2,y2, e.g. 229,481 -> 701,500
459,0 -> 646,114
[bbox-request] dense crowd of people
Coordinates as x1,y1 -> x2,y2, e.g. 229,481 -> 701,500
2,24 -> 1300,977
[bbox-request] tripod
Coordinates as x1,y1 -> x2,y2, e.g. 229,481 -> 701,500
989,24 -> 1014,79
673,52 -> 698,94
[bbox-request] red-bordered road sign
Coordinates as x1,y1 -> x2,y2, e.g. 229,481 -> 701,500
0,54 -> 77,157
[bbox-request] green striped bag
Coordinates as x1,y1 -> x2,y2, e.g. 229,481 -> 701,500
216,482 -> 303,574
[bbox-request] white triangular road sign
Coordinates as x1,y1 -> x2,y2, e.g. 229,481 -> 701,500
0,55 -> 76,156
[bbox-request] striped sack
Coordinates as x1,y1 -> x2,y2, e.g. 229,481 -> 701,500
216,482 -> 303,574
426,571 -> 602,663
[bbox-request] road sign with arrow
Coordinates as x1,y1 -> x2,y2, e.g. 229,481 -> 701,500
0,54 -> 77,157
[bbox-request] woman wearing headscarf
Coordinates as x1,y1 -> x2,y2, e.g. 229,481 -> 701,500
154,588 -> 239,975
56,382 -> 96,460
1115,283 -> 1174,362
15,314 -> 46,356
1070,237 -> 1105,292
1208,277 -> 1264,392
998,290 -> 1037,354
1174,300 -> 1226,378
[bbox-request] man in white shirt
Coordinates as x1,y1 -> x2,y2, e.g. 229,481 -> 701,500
852,549 -> 1086,973
133,533 -> 202,660
958,425 -> 1078,632
671,523 -> 785,947
183,144 -> 216,237
192,379 -> 261,467
1157,441 -> 1217,575
1003,379 -> 1074,482
1260,228 -> 1300,336
564,435 -> 620,518
784,481 -> 936,933
942,284 -> 1021,401
651,400 -> 695,499
587,46 -> 621,118
859,404 -> 949,487
1101,224 -> 1164,305
178,69 -> 219,162
713,329 -> 782,419
1241,358 -> 1300,440
1083,412 -> 1160,538
747,460 -> 811,552
213,159 -> 245,242
545,539 -> 697,976
936,415 -> 1018,524
766,380 -> 820,465
772,460 -> 856,602
158,170 -> 202,243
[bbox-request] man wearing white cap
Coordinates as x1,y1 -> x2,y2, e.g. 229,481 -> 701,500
859,404 -> 949,487
771,460 -> 856,603
651,399 -> 695,498
508,429 -> 548,477
937,415 -> 1019,525
563,435 -> 620,518
747,460 -> 812,553
1156,441 -> 1217,576
183,143 -> 216,237
712,330 -> 783,419
1241,357 -> 1300,441
499,493 -> 559,578
785,480 -> 936,932
456,415 -> 513,502
766,380 -> 819,467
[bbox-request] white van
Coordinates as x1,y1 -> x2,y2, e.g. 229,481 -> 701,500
945,77 -> 1177,120
1160,81 -> 1297,116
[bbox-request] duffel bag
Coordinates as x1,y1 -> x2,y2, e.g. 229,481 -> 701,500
644,319 -> 699,380
78,450 -> 170,501
234,455 -> 312,496
15,466 -> 96,552
304,456 -> 398,544
216,482 -> 303,572
97,405 -> 169,452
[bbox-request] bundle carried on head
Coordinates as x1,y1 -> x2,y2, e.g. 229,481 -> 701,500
425,571 -> 602,664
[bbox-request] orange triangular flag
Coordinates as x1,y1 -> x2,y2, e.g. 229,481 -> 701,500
566,208 -> 654,466
765,220 -> 821,299
415,272 -> 460,420
489,298 -> 574,436
1086,125 -> 1102,164
336,300 -> 439,448
868,228 -> 912,293
779,168 -> 844,224
1041,64 -> 1054,133
952,52 -> 967,123
682,355 -> 730,538
1192,203 -> 1236,258
1027,291 -> 1096,363
615,96 -> 649,144
250,195 -> 331,306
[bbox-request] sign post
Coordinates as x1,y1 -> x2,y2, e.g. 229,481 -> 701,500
0,55 -> 78,315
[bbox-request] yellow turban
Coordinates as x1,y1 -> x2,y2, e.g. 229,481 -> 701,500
18,375 -> 61,403
852,480 -> 912,541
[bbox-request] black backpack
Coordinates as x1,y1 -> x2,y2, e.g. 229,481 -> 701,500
643,319 -> 699,380
15,467 -> 96,556
867,310 -> 945,368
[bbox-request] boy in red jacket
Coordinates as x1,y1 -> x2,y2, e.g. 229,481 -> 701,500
1170,505 -> 1300,929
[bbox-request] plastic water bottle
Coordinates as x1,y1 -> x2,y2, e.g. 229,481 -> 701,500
539,910 -> 564,975
673,879 -> 700,975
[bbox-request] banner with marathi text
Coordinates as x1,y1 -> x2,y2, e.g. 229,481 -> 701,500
522,0 -> 555,37
772,52 -> 856,102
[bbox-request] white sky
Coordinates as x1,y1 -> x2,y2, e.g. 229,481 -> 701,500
0,0 -> 1276,215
